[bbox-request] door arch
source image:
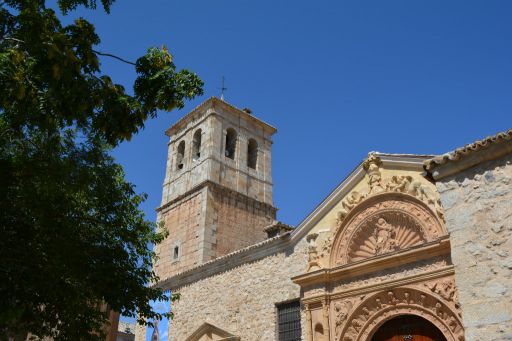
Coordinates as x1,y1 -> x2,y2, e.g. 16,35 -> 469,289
371,315 -> 447,341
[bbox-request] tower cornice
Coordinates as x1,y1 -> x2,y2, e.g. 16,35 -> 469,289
156,179 -> 278,215
165,97 -> 277,137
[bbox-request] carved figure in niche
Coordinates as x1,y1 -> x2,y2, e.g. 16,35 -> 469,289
403,292 -> 410,304
375,298 -> 382,310
363,153 -> 385,194
343,329 -> 357,341
334,301 -> 352,338
374,218 -> 399,255
387,291 -> 398,305
362,306 -> 371,318
447,314 -> 459,332
433,302 -> 444,318
419,294 -> 426,307
351,318 -> 363,332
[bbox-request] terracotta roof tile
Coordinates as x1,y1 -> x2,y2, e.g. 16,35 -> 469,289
424,128 -> 512,172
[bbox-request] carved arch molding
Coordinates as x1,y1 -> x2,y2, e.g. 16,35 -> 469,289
330,193 -> 446,266
333,284 -> 464,341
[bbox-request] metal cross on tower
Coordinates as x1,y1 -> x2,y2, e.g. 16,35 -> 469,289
220,76 -> 227,101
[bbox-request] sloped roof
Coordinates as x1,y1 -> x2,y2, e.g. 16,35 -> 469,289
424,128 -> 512,179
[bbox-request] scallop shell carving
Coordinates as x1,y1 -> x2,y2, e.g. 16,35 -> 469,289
347,212 -> 427,262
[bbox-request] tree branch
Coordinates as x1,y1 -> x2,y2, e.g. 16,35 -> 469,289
2,37 -> 24,44
0,37 -> 136,66
92,50 -> 136,66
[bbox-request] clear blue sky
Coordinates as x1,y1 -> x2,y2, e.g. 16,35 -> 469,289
64,0 -> 511,228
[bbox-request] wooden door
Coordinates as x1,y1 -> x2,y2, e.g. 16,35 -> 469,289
371,315 -> 447,341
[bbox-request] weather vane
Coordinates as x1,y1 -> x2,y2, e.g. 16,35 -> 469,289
220,76 -> 227,101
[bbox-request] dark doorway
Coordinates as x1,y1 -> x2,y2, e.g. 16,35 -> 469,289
371,315 -> 447,341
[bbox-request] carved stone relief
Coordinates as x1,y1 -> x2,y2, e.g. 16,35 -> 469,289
362,153 -> 385,194
335,282 -> 464,341
333,300 -> 354,340
336,191 -> 366,226
333,255 -> 450,293
336,154 -> 445,232
424,278 -> 460,310
347,213 -> 427,262
306,233 -> 321,271
331,197 -> 443,266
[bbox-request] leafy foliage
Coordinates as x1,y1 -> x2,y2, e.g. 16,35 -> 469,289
0,0 -> 203,339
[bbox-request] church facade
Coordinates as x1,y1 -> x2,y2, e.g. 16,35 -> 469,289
136,97 -> 512,341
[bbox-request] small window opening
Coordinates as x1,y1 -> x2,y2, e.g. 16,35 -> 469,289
225,128 -> 237,159
192,129 -> 202,161
276,300 -> 301,341
173,245 -> 179,260
247,138 -> 258,169
176,141 -> 185,170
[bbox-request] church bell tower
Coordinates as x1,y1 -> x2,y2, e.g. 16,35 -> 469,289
154,97 -> 277,279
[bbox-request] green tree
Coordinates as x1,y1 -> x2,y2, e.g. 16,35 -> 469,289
0,0 -> 203,339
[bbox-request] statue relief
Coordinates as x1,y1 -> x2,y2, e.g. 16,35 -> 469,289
363,153 -> 385,194
334,300 -> 353,338
346,212 -> 427,263
388,174 -> 445,222
336,191 -> 366,226
374,218 -> 399,255
306,233 -> 321,271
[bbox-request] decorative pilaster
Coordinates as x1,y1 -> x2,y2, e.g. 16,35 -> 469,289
305,303 -> 313,341
322,298 -> 331,341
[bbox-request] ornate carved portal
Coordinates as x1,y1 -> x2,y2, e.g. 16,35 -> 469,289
334,285 -> 463,341
293,155 -> 464,341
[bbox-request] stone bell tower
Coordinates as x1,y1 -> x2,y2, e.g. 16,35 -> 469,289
153,97 -> 277,280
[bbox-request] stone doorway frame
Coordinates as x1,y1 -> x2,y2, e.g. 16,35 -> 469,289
337,286 -> 464,341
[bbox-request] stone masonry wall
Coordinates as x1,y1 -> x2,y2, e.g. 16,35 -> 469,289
154,189 -> 204,280
169,239 -> 309,341
205,186 -> 275,259
436,154 -> 512,340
